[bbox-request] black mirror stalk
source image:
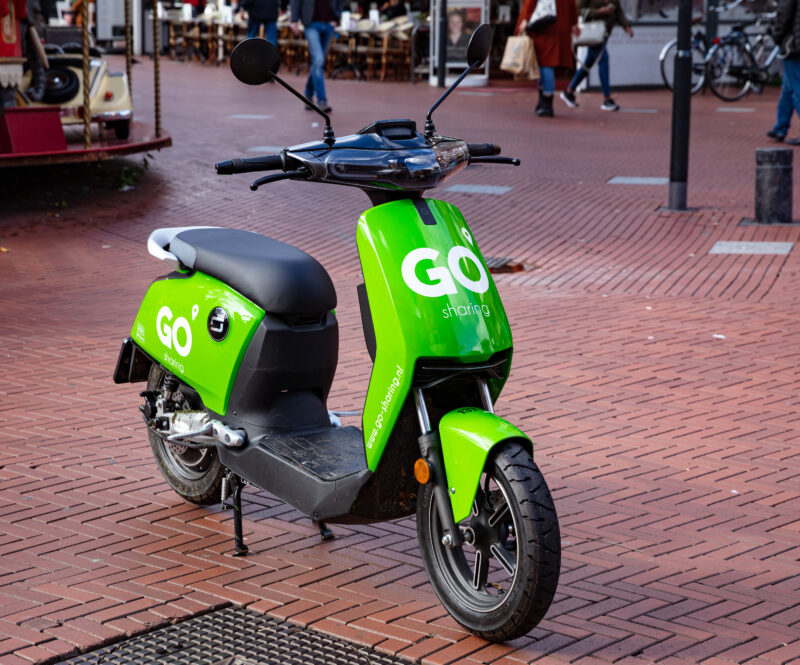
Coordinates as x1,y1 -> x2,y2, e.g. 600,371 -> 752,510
424,60 -> 478,139
272,74 -> 335,146
424,23 -> 493,139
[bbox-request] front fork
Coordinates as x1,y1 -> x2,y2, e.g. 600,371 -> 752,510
414,379 -> 495,550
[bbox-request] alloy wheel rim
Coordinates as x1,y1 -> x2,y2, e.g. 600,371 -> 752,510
428,469 -> 520,614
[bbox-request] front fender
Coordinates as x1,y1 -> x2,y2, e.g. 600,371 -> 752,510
439,408 -> 532,522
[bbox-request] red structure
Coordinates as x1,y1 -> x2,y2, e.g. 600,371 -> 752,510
0,0 -> 171,166
0,107 -> 66,153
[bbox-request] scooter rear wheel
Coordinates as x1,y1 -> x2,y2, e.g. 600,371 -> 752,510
147,364 -> 225,505
417,441 -> 560,642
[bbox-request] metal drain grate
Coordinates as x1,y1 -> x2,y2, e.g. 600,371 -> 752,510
57,607 -> 411,665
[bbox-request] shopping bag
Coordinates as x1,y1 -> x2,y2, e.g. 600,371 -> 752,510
500,35 -> 538,80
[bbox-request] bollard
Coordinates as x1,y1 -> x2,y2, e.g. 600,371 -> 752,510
755,148 -> 793,224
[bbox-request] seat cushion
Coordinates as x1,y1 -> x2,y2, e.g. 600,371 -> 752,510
171,228 -> 336,315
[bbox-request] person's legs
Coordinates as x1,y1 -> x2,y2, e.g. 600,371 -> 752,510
597,47 -> 611,99
265,20 -> 278,46
771,79 -> 794,137
539,66 -> 555,95
568,45 -> 602,92
537,66 -> 555,116
783,59 -> 800,121
246,17 -> 261,39
315,23 -> 334,104
304,23 -> 324,100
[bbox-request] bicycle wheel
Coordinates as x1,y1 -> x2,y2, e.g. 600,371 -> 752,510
751,35 -> 776,92
660,39 -> 706,94
706,41 -> 756,101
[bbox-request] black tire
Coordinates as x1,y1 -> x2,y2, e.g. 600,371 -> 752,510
417,441 -> 560,642
750,35 -> 775,93
108,120 -> 131,140
42,66 -> 80,104
660,39 -> 706,95
706,41 -> 756,101
146,364 -> 225,505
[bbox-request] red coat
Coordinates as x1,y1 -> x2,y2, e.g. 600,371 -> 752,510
516,0 -> 577,69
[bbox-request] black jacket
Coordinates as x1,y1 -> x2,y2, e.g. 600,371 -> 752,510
240,0 -> 286,22
290,0 -> 344,25
775,0 -> 800,59
579,0 -> 630,35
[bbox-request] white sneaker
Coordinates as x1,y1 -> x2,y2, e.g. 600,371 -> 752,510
601,99 -> 620,111
560,90 -> 579,108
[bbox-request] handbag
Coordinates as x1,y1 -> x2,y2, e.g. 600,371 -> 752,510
500,35 -> 539,80
526,0 -> 556,34
573,17 -> 606,46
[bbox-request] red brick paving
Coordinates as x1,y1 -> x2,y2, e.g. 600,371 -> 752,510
1,55 -> 799,665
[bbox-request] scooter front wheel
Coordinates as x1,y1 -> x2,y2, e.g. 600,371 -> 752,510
417,441 -> 560,642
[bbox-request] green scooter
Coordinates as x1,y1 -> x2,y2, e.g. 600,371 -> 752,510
113,26 -> 560,641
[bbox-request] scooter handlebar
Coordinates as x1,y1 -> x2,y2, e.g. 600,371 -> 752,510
466,143 -> 501,158
215,154 -> 285,175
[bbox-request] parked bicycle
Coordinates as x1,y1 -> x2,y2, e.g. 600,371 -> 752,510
706,12 -> 782,100
658,0 -> 777,97
659,19 -> 709,95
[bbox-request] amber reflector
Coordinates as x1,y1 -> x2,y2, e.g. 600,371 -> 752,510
414,458 -> 431,484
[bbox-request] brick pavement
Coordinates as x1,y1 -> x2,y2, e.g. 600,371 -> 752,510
1,56 -> 799,665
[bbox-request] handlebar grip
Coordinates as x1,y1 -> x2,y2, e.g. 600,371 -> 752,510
215,154 -> 285,175
466,143 -> 501,158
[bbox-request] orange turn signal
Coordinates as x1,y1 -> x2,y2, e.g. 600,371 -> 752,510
414,458 -> 431,484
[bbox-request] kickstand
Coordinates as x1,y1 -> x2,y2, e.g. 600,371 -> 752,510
230,476 -> 249,557
313,519 -> 334,541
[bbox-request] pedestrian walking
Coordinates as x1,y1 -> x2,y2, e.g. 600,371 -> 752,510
767,77 -> 796,142
379,0 -> 406,21
290,0 -> 344,113
516,0 -> 578,117
239,0 -> 286,44
560,0 -> 633,111
767,0 -> 800,144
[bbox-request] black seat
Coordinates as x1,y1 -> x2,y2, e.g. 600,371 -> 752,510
170,228 -> 336,315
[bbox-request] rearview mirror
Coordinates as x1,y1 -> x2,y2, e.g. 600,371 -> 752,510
466,24 -> 493,66
228,36 -> 335,145
230,38 -> 281,85
424,23 -> 494,137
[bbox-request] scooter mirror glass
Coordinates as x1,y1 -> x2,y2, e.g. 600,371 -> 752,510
466,24 -> 493,66
230,38 -> 281,86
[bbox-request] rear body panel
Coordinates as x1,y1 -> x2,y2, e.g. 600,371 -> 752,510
130,272 -> 264,414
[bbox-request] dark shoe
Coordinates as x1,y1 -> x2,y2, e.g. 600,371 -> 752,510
319,102 -> 332,113
786,137 -> 800,146
304,104 -> 315,111
767,130 -> 787,142
536,95 -> 554,117
535,91 -> 545,113
601,98 -> 620,111
560,90 -> 579,108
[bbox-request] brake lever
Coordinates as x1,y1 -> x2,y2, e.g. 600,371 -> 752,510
250,168 -> 310,191
469,156 -> 521,166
